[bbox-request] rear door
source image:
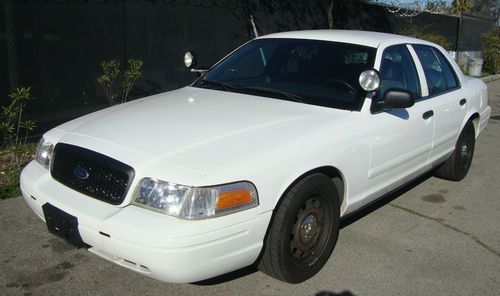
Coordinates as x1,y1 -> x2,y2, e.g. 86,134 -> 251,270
411,45 -> 467,163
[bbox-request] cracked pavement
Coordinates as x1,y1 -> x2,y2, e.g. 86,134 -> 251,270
1,79 -> 499,295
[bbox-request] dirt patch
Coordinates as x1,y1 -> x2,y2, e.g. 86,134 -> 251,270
5,282 -> 19,288
5,261 -> 75,291
421,193 -> 446,203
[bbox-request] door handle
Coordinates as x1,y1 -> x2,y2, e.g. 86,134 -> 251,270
422,110 -> 434,119
460,98 -> 467,106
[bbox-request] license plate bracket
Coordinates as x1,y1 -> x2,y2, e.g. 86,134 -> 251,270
42,203 -> 87,248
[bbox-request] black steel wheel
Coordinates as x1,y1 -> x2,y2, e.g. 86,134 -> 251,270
258,173 -> 340,283
435,121 -> 475,181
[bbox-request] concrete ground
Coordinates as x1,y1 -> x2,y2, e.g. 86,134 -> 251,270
1,80 -> 499,296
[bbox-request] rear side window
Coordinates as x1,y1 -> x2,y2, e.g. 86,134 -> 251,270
435,50 -> 460,89
413,45 -> 460,96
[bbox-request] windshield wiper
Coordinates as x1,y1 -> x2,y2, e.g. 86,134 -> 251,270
198,79 -> 241,92
242,86 -> 304,103
197,81 -> 304,103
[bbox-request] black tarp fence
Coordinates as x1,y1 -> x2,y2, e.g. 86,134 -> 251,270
0,0 -> 495,135
459,14 -> 497,51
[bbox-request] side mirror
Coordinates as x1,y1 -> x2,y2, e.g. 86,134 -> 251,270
381,88 -> 415,109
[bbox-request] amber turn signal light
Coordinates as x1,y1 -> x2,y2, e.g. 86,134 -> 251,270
216,189 -> 253,210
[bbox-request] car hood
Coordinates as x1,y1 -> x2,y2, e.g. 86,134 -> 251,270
53,87 -> 352,179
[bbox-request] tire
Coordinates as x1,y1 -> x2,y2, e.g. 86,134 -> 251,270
258,173 -> 340,283
435,121 -> 475,181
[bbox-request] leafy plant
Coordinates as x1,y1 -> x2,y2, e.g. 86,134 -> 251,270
20,120 -> 36,143
97,59 -> 143,105
481,28 -> 500,74
426,0 -> 451,12
399,25 -> 452,50
1,87 -> 36,149
1,87 -> 37,199
97,60 -> 120,105
122,59 -> 143,104
452,0 -> 473,15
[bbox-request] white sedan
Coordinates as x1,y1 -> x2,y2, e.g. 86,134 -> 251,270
21,30 -> 491,284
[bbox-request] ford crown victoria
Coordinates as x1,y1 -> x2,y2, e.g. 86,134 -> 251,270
20,30 -> 491,283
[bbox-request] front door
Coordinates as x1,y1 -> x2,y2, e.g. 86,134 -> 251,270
365,44 -> 434,200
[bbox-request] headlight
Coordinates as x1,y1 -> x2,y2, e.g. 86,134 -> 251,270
35,138 -> 54,169
132,178 -> 258,219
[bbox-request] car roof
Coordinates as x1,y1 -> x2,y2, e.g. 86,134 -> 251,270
258,30 -> 427,48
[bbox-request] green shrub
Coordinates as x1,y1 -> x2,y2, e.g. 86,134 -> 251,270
1,87 -> 36,165
399,25 -> 452,51
0,87 -> 37,199
97,59 -> 143,105
481,28 -> 500,74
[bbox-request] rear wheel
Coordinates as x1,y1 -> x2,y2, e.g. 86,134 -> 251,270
258,173 -> 340,283
435,121 -> 475,181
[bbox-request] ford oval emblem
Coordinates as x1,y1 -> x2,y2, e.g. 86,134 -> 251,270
74,166 -> 90,180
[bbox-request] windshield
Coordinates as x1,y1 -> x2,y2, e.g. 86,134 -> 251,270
193,38 -> 376,111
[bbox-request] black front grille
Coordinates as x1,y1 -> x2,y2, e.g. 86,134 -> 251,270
51,143 -> 135,205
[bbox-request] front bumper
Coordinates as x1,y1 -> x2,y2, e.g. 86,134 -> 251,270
20,161 -> 271,283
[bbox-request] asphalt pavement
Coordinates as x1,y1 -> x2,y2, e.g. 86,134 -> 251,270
1,79 -> 499,296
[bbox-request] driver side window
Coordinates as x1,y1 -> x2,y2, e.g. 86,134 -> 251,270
379,45 -> 421,99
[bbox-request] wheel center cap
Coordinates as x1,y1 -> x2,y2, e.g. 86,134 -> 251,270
300,214 -> 318,243
460,144 -> 468,158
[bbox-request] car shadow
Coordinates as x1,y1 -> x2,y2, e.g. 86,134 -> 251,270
192,265 -> 258,286
385,108 -> 410,120
193,172 -> 434,286
316,291 -> 356,296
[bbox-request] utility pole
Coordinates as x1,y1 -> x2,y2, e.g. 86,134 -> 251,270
328,0 -> 334,29
4,0 -> 19,92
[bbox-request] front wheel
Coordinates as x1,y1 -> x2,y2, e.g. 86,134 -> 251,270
258,173 -> 340,283
435,121 -> 475,181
